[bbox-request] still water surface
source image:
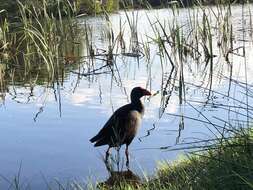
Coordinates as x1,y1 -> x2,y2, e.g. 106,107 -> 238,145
0,5 -> 253,188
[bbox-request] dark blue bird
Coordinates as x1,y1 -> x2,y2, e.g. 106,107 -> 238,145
90,87 -> 151,166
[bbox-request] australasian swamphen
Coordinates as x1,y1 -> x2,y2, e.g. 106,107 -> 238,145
90,87 -> 151,166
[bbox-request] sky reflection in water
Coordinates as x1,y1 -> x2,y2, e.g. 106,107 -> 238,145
0,5 -> 253,189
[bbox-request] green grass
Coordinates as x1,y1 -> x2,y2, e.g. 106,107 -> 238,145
96,128 -> 253,190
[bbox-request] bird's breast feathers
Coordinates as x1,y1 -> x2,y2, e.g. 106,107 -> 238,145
127,110 -> 142,130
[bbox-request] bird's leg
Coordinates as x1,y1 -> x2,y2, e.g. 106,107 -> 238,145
105,147 -> 111,163
125,145 -> 130,168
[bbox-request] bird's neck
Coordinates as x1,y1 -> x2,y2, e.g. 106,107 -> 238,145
131,99 -> 144,114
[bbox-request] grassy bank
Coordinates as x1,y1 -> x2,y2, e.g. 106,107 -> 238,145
0,1 -> 252,189
98,128 -> 253,190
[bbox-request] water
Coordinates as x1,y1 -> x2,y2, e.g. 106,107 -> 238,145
0,5 -> 253,189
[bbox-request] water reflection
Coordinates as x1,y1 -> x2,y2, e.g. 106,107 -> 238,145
98,155 -> 142,189
98,169 -> 141,189
0,5 -> 253,189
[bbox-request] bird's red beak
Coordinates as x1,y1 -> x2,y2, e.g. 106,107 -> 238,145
143,89 -> 152,96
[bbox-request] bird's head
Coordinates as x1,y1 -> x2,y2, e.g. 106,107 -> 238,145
130,87 -> 151,102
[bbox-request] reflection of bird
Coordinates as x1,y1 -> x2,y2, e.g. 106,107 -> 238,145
98,169 -> 141,188
90,87 -> 151,166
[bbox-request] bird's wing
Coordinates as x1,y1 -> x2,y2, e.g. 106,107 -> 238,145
90,104 -> 132,143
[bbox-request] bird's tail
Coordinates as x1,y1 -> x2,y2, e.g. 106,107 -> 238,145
90,135 -> 98,143
94,138 -> 108,147
90,137 -> 96,143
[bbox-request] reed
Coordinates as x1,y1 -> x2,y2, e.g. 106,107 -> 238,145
0,0 -> 83,79
1,1 -> 253,189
